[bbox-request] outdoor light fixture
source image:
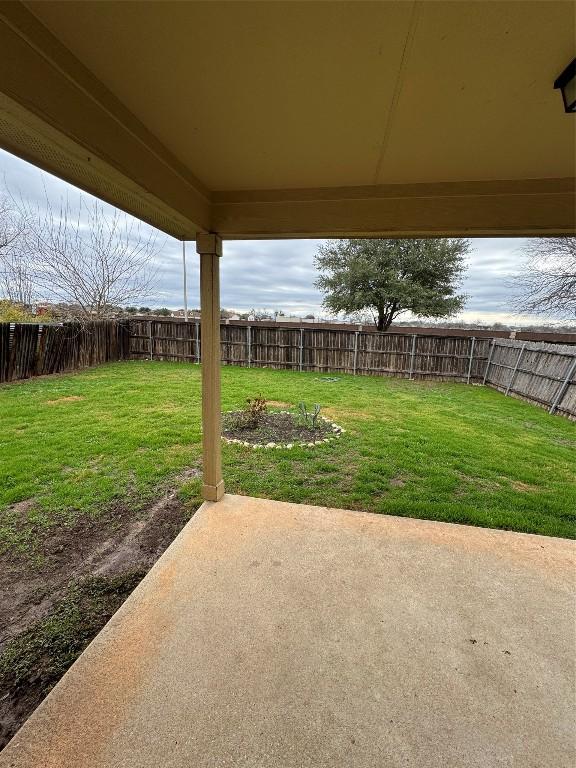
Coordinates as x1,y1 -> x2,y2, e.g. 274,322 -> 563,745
554,58 -> 576,113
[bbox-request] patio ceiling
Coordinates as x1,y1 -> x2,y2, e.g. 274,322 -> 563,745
0,0 -> 574,239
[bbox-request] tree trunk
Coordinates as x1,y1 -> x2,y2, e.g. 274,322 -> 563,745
376,304 -> 394,332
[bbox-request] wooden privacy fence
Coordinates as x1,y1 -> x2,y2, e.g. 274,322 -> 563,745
129,320 -> 576,418
128,319 -> 491,382
0,321 -> 130,383
4,320 -> 575,419
483,339 -> 576,419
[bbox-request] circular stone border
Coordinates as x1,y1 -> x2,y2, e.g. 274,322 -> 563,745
221,411 -> 346,450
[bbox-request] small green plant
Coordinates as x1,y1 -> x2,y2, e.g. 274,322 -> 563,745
232,395 -> 268,430
298,402 -> 321,429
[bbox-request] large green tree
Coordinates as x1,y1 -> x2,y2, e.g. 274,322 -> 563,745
314,238 -> 469,331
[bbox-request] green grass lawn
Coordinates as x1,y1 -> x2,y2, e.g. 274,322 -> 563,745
1,360 -> 575,547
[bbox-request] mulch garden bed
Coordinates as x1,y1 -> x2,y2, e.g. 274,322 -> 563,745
222,410 -> 343,448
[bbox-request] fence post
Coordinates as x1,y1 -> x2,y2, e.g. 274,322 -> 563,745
35,325 -> 44,373
505,343 -> 526,396
246,324 -> 251,368
353,331 -> 359,375
148,320 -> 153,361
466,336 -> 476,384
194,321 -> 200,363
299,328 -> 304,372
408,334 -> 417,379
483,339 -> 495,384
549,356 -> 576,415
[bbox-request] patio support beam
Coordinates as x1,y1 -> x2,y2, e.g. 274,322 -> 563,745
211,178 -> 575,238
197,233 -> 224,502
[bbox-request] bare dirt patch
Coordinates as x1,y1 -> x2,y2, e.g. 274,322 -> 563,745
455,472 -> 503,494
0,467 -> 201,749
6,499 -> 35,516
323,406 -> 375,422
510,480 -> 539,493
266,400 -> 292,408
0,571 -> 144,752
45,395 -> 85,405
554,437 -> 576,449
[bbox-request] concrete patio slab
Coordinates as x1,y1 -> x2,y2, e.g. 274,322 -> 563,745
1,494 -> 574,768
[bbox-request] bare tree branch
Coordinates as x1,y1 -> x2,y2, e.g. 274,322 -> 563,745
20,195 -> 162,318
511,237 -> 576,319
0,193 -> 34,306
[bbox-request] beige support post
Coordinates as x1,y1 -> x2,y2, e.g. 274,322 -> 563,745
196,233 -> 225,501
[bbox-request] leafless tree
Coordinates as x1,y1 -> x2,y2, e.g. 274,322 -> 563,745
511,237 -> 576,319
21,195 -> 161,318
0,249 -> 34,307
0,194 -> 34,306
0,194 -> 24,251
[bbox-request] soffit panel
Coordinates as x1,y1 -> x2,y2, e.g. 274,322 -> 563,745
379,1 -> 576,185
27,0 -> 415,190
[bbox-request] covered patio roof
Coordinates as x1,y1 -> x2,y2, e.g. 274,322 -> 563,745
0,1 -> 574,239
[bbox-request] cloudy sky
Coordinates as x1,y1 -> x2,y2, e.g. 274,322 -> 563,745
0,148 -> 545,325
